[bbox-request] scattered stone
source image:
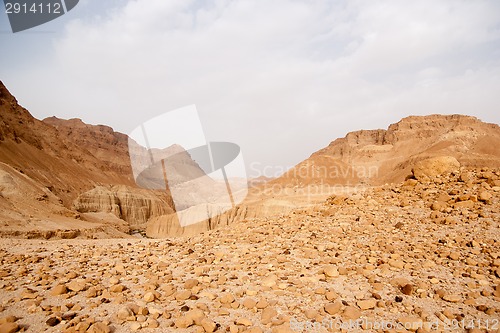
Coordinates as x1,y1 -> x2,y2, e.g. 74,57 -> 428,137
0,323 -> 19,333
109,284 -> 125,293
478,191 -> 492,203
398,316 -> 423,332
261,307 -> 277,325
184,279 -> 199,289
46,317 -> 60,327
146,318 -> 159,328
87,322 -> 111,333
175,316 -> 194,329
129,322 -> 142,331
175,290 -> 192,301
66,279 -> 86,292
219,293 -> 235,304
402,284 -> 414,295
201,318 -> 217,333
342,306 -> 361,320
0,163 -> 498,333
117,306 -> 135,321
243,298 -> 257,309
50,284 -> 68,296
443,294 -> 461,303
323,265 -> 339,278
357,299 -> 376,310
324,301 -> 342,315
143,292 -> 156,302
236,318 -> 252,326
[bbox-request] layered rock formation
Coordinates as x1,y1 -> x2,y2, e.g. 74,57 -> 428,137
43,116 -> 133,176
73,185 -> 173,229
2,80 -> 499,239
0,81 -> 178,237
275,114 -> 500,187
146,199 -> 295,238
147,115 -> 500,238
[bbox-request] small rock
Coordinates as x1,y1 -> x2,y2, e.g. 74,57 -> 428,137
388,259 -> 405,269
236,318 -> 252,326
117,306 -> 135,321
219,293 -> 235,304
478,191 -> 492,203
201,318 -> 217,333
175,290 -> 192,301
86,287 -> 98,298
87,322 -> 111,333
50,284 -> 68,296
66,279 -> 86,292
402,284 -> 414,295
343,306 -> 361,320
261,307 -> 277,325
184,279 -> 199,289
243,298 -> 257,309
184,309 -> 205,326
175,316 -> 194,329
323,265 -> 339,278
357,299 -> 376,310
109,283 -> 125,292
46,317 -> 60,327
143,292 -> 155,302
304,309 -> 318,319
398,316 -> 423,332
324,301 -> 342,315
0,323 -> 19,333
0,317 -> 16,325
146,318 -> 159,328
443,294 -> 461,303
129,322 -> 142,331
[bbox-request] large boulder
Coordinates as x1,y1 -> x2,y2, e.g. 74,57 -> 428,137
411,156 -> 460,181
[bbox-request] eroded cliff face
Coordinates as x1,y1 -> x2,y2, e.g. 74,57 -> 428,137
276,114 -> 500,186
73,185 -> 174,229
0,81 -> 183,237
146,114 -> 500,238
146,200 -> 296,238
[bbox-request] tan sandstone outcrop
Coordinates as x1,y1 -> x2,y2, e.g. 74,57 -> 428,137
146,199 -> 296,238
411,156 -> 461,182
275,114 -> 500,187
73,185 -> 173,228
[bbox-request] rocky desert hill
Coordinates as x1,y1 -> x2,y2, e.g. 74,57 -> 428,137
2,79 -> 500,240
0,164 -> 498,333
0,81 -> 499,333
275,115 -> 500,187
147,114 -> 500,238
0,81 -> 174,238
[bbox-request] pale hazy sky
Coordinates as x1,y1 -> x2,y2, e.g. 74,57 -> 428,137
1,0 -> 500,178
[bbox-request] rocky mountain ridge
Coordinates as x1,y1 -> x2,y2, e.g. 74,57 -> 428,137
1,80 -> 499,239
0,81 -> 174,237
274,114 -> 500,187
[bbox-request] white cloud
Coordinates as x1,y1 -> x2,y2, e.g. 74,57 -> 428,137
5,0 -> 500,174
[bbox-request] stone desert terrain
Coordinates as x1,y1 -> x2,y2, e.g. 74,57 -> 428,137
0,81 -> 499,332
